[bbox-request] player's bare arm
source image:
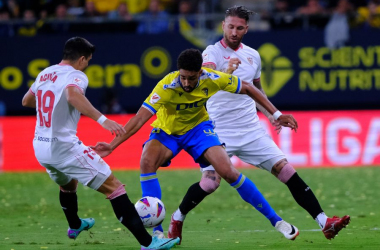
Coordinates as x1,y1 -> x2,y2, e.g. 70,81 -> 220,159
253,79 -> 282,133
92,107 -> 153,158
239,80 -> 298,131
22,90 -> 36,108
65,86 -> 125,136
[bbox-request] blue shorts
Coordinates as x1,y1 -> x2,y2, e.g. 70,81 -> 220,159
144,121 -> 223,168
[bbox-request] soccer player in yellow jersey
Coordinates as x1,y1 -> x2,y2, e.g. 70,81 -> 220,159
93,49 -> 299,245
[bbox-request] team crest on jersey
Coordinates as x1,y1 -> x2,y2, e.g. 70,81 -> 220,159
247,57 -> 253,65
202,88 -> 209,96
149,93 -> 161,104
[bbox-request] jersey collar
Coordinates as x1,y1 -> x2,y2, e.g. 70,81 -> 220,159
220,39 -> 243,51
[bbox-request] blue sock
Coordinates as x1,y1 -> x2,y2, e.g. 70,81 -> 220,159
140,173 -> 163,233
231,173 -> 282,227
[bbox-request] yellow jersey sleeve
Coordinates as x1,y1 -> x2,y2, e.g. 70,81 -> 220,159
142,75 -> 175,114
201,68 -> 242,94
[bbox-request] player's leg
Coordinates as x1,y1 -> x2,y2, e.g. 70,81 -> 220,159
140,131 -> 177,235
174,170 -> 221,221
241,132 -> 349,239
202,146 -> 286,228
41,163 -> 95,240
96,173 -> 179,249
57,143 -> 179,248
60,179 -> 81,230
168,169 -> 221,242
271,158 -> 350,239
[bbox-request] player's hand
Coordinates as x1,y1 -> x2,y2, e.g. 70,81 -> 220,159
277,114 -> 298,132
226,58 -> 241,74
90,142 -> 112,158
269,115 -> 282,134
101,119 -> 126,137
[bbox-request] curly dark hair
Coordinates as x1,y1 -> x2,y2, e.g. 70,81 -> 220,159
225,5 -> 255,22
62,37 -> 96,61
177,48 -> 202,71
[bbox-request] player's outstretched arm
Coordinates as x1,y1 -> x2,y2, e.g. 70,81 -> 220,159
109,107 -> 153,150
92,107 -> 154,158
66,87 -> 125,136
22,90 -> 36,108
239,81 -> 298,131
252,79 -> 282,133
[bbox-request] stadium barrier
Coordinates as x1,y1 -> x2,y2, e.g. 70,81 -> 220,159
1,110 -> 379,172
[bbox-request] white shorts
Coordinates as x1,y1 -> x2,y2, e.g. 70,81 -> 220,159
202,128 -> 286,172
39,142 -> 111,190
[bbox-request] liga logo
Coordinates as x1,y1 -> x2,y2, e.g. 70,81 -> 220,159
258,43 -> 294,97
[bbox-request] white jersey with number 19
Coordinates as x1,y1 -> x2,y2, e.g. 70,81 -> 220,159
30,63 -> 88,164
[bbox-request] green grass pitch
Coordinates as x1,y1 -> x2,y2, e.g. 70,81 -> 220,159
1,167 -> 379,249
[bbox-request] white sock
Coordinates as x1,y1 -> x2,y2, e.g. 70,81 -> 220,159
172,208 -> 186,222
315,212 -> 328,229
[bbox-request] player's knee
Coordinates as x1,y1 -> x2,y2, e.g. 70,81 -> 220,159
221,168 -> 240,184
140,157 -> 157,173
60,179 -> 78,192
277,163 -> 296,183
199,177 -> 220,193
106,184 -> 126,200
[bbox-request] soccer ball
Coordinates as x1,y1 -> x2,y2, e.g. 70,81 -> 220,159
135,196 -> 166,228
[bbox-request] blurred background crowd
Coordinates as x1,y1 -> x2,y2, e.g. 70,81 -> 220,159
0,0 -> 379,37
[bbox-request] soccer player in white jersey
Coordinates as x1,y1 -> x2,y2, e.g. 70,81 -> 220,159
168,6 -> 350,243
21,37 -> 179,250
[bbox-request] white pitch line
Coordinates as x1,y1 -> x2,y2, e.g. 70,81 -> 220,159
185,228 -> 357,233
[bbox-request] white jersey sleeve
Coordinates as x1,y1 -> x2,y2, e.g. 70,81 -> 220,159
66,72 -> 88,94
202,45 -> 223,69
253,52 -> 261,81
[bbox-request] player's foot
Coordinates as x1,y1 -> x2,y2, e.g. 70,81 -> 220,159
153,230 -> 165,239
141,236 -> 180,250
275,220 -> 299,240
67,218 -> 95,239
322,215 -> 351,240
167,214 -> 183,245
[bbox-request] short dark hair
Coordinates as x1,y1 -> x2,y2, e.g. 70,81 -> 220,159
177,49 -> 202,71
225,6 -> 254,22
62,37 -> 95,61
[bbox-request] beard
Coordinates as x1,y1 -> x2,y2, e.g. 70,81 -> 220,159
182,85 -> 194,92
224,35 -> 242,50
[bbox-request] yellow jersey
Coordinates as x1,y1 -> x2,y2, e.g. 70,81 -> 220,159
142,68 -> 242,135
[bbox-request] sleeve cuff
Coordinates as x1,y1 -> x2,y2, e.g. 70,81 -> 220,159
142,102 -> 157,114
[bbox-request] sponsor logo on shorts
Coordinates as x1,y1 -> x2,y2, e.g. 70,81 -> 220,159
203,129 -> 216,136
